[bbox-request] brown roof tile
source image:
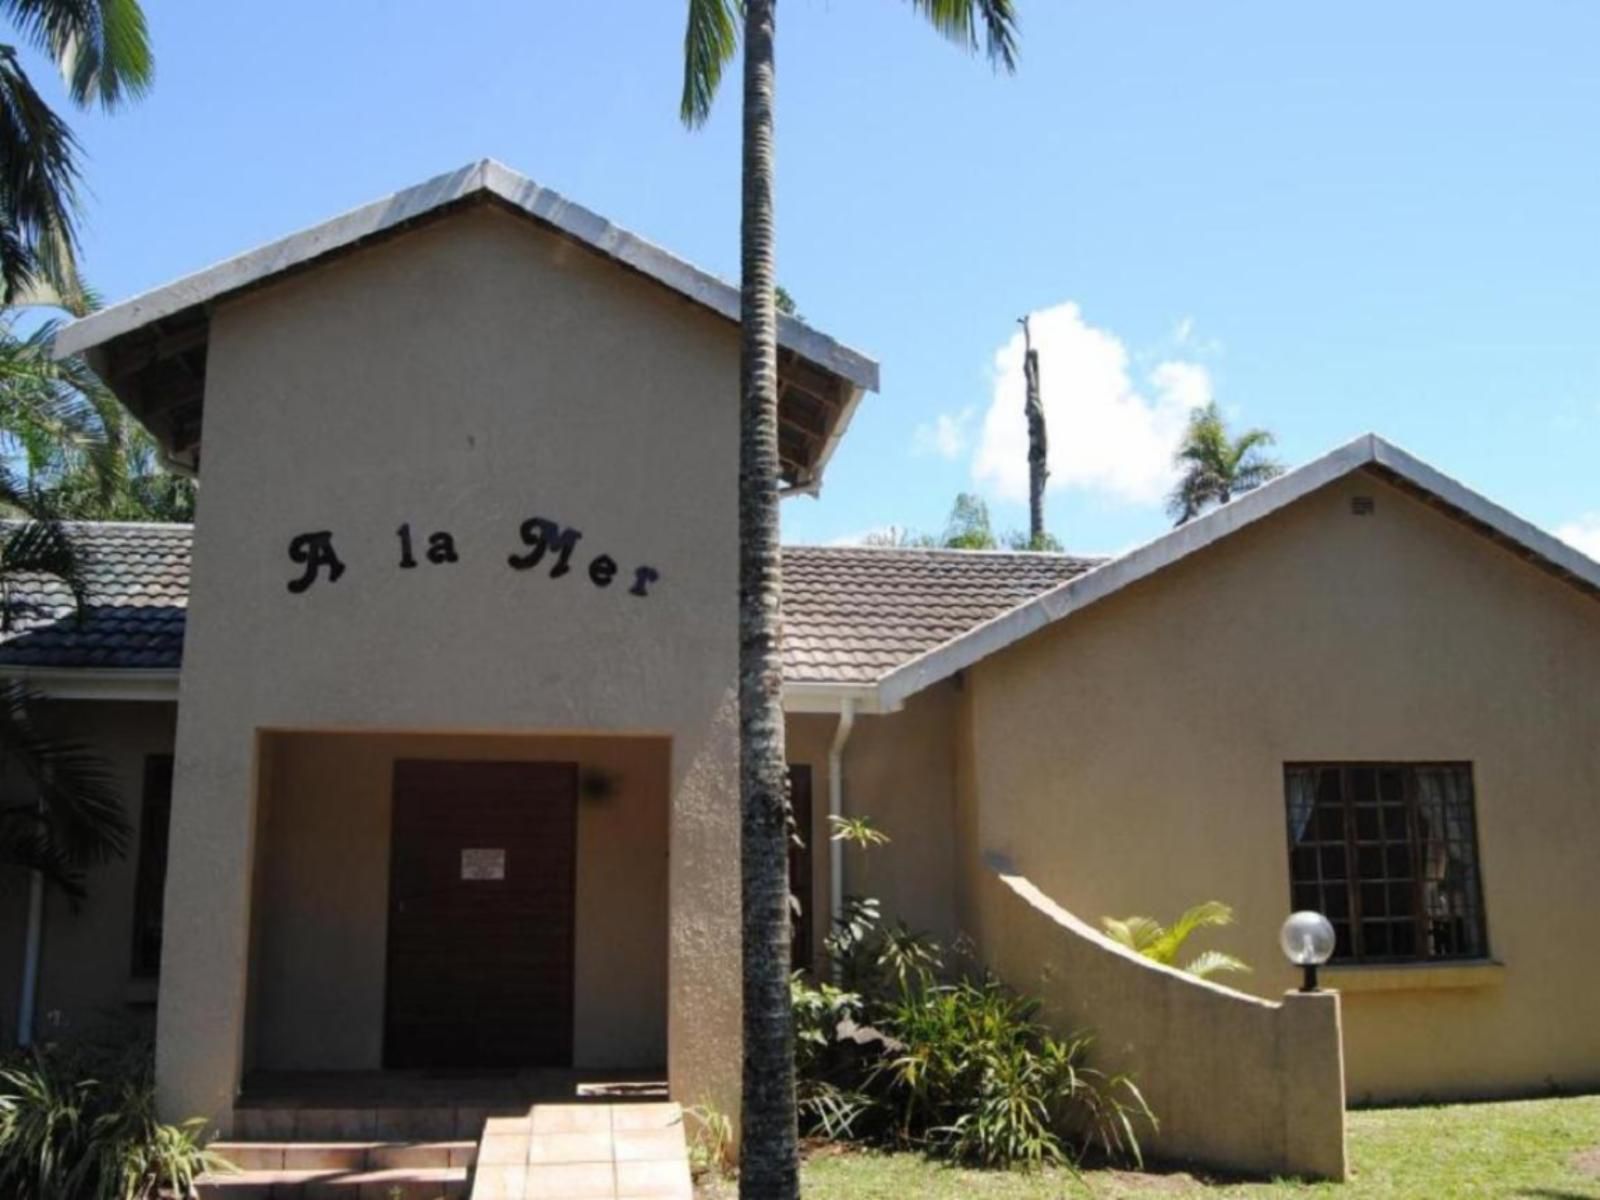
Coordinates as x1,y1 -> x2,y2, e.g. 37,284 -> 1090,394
0,526 -> 1102,685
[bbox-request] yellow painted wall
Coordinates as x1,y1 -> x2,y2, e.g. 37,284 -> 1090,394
248,730 -> 668,1073
159,204 -> 741,1129
0,701 -> 177,1044
785,682 -> 962,970
962,470 -> 1600,1102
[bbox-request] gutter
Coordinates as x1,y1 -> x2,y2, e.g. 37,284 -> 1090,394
0,667 -> 179,702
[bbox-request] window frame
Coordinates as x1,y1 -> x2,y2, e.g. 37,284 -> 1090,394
129,754 -> 175,980
1283,761 -> 1490,966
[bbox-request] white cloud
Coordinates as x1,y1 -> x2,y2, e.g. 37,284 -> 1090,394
1556,514 -> 1600,562
912,408 -> 975,460
972,302 -> 1211,506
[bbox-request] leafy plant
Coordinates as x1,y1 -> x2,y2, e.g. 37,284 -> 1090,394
683,1101 -> 733,1180
874,977 -> 1150,1169
795,815 -> 1156,1170
0,1042 -> 226,1199
1101,901 -> 1251,980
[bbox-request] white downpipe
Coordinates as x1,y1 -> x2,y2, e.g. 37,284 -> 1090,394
827,697 -> 856,963
16,866 -> 43,1047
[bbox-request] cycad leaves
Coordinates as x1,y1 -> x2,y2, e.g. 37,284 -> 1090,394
1102,901 -> 1251,980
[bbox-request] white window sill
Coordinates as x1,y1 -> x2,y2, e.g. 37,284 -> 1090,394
1322,959 -> 1505,994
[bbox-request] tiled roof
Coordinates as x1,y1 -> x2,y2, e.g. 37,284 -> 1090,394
0,522 -> 190,670
0,525 -> 1103,685
782,545 -> 1102,684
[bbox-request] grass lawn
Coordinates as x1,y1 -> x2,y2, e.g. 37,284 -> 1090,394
787,1095 -> 1600,1199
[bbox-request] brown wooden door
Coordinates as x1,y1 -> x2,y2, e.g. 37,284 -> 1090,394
384,760 -> 578,1069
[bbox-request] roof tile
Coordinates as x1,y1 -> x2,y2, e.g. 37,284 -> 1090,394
0,526 -> 1102,686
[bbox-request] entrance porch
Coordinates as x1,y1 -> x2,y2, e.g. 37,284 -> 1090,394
240,729 -> 673,1109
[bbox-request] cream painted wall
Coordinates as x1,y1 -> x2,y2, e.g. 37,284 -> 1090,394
0,701 -> 176,1044
785,683 -> 962,971
963,470 -> 1600,1102
159,205 -> 741,1128
247,731 -> 667,1073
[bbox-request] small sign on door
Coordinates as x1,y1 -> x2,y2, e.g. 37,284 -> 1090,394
461,848 -> 506,881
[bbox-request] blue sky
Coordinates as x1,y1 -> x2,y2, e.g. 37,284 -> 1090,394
47,2 -> 1600,554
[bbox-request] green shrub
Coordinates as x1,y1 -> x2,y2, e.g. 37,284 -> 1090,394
0,1041 -> 227,1199
795,817 -> 1154,1170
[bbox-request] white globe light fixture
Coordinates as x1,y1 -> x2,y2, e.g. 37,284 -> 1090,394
1280,911 -> 1337,992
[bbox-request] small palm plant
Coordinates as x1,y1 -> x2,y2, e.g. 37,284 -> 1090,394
1101,901 -> 1251,981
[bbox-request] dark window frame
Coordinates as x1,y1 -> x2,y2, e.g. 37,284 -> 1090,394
1284,761 -> 1489,965
129,755 -> 174,979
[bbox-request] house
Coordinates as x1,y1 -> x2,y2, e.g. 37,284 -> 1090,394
3,161 -> 1598,1180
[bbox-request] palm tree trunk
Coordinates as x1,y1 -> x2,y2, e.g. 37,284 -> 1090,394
1022,316 -> 1047,545
736,1 -> 798,1197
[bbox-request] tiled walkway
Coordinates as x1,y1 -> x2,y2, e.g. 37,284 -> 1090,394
471,1102 -> 692,1200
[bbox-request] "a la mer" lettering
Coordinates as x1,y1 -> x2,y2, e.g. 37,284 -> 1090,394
285,515 -> 661,598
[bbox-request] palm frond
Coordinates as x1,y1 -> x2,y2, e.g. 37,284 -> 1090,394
0,47 -> 82,302
679,0 -> 741,128
0,519 -> 86,627
907,0 -> 1020,71
1101,915 -> 1164,956
0,682 -> 128,883
0,0 -> 154,110
1166,900 -> 1236,946
1182,950 -> 1252,980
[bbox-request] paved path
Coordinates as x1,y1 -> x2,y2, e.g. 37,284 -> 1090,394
471,1101 -> 693,1199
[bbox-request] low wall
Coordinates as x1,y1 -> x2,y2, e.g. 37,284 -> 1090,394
980,868 -> 1346,1181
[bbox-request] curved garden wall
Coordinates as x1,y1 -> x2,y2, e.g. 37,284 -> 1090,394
979,866 -> 1346,1180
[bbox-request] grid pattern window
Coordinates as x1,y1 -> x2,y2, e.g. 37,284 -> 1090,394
1285,763 -> 1487,964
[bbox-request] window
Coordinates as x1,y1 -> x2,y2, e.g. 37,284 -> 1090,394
1285,763 -> 1487,964
787,765 -> 815,970
130,755 -> 174,979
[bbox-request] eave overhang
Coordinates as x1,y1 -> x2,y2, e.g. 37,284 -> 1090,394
55,159 -> 880,487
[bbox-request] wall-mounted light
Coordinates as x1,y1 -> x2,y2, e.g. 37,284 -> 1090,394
1280,911 -> 1336,992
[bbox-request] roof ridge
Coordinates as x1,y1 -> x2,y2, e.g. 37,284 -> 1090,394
783,543 -> 1106,561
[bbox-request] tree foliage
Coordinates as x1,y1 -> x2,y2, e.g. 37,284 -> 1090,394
0,0 -> 153,306
1167,402 -> 1283,526
0,312 -> 193,522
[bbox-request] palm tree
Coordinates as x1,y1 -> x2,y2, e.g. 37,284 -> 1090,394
0,0 -> 154,305
679,4 -> 1017,1194
1167,402 -> 1283,525
1102,901 -> 1251,981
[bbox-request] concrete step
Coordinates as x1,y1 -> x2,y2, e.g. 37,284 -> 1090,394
195,1165 -> 468,1198
210,1139 -> 477,1171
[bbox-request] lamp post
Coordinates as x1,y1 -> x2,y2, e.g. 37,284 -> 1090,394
1280,911 -> 1336,992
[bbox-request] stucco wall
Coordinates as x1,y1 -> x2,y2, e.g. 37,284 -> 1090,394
963,470 -> 1600,1102
980,870 -> 1345,1179
160,204 -> 741,1128
0,700 -> 177,1045
785,682 -> 962,970
247,730 -> 667,1073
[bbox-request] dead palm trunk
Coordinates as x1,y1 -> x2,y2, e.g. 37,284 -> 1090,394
1022,315 -> 1048,546
736,1 -> 799,1196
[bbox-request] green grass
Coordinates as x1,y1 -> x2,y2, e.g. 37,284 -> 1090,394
792,1095 -> 1600,1199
